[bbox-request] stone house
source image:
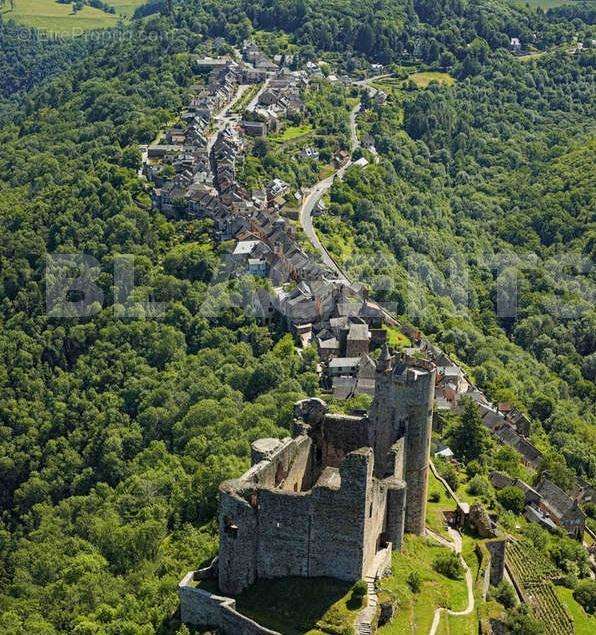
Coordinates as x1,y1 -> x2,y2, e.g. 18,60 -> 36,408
535,477 -> 586,539
346,322 -> 371,357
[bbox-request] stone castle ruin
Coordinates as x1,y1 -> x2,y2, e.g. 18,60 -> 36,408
217,347 -> 436,596
179,349 -> 436,630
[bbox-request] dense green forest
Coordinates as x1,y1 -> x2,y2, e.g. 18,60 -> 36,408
0,0 -> 594,632
0,17 -> 320,632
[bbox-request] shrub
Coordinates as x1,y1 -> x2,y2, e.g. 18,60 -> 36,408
549,538 -> 590,577
436,458 -> 459,491
584,502 -> 596,519
497,486 -> 526,514
465,459 -> 483,478
407,570 -> 422,593
429,491 -> 441,503
506,605 -> 544,634
491,581 -> 516,608
560,573 -> 579,589
573,579 -> 596,615
467,474 -> 492,497
433,552 -> 463,580
352,580 -> 367,600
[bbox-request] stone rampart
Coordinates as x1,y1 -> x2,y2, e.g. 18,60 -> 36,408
178,572 -> 281,634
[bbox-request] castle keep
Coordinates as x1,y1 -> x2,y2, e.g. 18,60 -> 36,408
217,348 -> 436,596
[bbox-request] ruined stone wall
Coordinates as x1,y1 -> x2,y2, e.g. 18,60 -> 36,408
249,436 -> 314,491
256,490 -> 311,578
218,487 -> 259,595
178,574 -> 281,634
362,472 -> 389,574
277,436 -> 315,491
402,367 -> 436,535
368,370 -> 400,478
219,446 -> 377,594
319,413 -> 369,468
389,438 -> 405,480
309,449 -> 372,580
368,361 -> 435,535
487,540 -> 506,586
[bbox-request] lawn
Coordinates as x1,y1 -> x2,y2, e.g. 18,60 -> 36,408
554,586 -> 596,635
409,72 -> 456,88
1,0 -> 122,32
426,471 -> 453,538
109,0 -> 146,17
438,611 -> 478,635
518,51 -> 547,63
371,78 -> 403,96
270,124 -> 314,144
319,164 -> 335,179
234,576 -> 363,635
379,535 -> 470,635
383,325 -> 411,350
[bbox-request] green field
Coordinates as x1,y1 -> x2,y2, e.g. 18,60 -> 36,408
555,586 -> 596,635
409,72 -> 456,88
426,471 -> 453,538
0,0 -> 146,33
383,325 -> 411,350
270,123 -> 314,144
109,0 -> 144,17
379,535 -> 470,635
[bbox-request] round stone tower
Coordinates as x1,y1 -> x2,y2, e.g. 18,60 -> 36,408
369,346 -> 436,535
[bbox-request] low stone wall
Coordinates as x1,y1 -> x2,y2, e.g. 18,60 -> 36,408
486,540 -> 506,586
178,572 -> 280,635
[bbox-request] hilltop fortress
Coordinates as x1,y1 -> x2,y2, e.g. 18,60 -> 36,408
180,348 -> 436,632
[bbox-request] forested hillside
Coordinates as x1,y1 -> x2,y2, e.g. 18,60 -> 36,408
0,17 -> 319,633
317,48 -> 595,479
0,0 -> 594,632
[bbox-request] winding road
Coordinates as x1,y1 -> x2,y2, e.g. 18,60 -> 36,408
298,81 -> 400,326
299,165 -> 352,284
297,88 -> 362,284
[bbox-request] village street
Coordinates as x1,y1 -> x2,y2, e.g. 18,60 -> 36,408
299,167 -> 352,285
205,83 -> 248,153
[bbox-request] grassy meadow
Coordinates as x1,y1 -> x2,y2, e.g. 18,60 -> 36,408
1,0 -> 146,33
378,535 -> 470,635
409,71 -> 456,88
235,576 -> 363,635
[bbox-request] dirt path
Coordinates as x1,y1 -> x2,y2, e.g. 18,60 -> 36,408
426,528 -> 475,635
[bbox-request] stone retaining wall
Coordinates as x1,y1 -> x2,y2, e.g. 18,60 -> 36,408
178,572 -> 280,635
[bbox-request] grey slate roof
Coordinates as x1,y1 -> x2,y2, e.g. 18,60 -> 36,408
536,478 -> 585,521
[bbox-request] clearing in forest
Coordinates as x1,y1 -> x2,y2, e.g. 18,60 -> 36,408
1,0 -> 144,33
